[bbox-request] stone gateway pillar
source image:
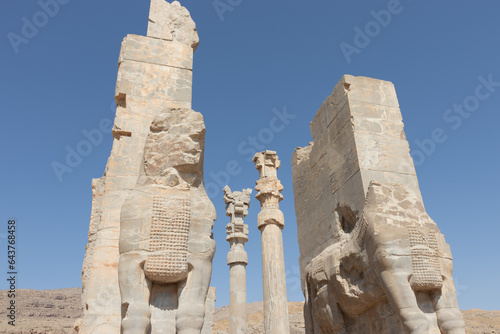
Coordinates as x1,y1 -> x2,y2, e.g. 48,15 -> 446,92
223,186 -> 252,334
253,151 -> 290,334
77,1 -> 217,333
291,75 -> 465,334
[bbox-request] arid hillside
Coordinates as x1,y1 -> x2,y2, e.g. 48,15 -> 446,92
1,289 -> 499,334
0,288 -> 81,334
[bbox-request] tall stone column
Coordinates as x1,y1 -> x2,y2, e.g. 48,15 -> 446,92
223,186 -> 252,334
253,150 -> 290,334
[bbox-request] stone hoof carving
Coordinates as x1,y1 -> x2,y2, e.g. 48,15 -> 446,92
303,182 -> 465,334
118,108 -> 216,334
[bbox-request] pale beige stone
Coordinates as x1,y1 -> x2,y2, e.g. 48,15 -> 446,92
291,75 -> 465,334
119,35 -> 194,70
253,151 -> 290,334
115,60 -> 193,103
78,1 -> 215,333
202,287 -> 217,334
223,186 -> 252,334
147,0 -> 199,50
119,108 -> 216,334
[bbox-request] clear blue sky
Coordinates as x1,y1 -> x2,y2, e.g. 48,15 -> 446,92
1,0 -> 499,311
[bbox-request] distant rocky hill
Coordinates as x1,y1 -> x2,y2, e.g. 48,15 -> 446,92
0,288 -> 81,334
1,289 -> 499,334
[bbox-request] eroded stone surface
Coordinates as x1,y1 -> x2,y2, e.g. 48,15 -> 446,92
202,287 -> 217,334
291,75 -> 465,334
78,1 -> 215,333
253,151 -> 290,334
224,186 -> 252,334
147,0 -> 199,50
119,108 -> 216,334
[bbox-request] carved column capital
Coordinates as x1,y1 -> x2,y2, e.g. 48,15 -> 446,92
253,150 -> 290,333
253,150 -> 281,179
253,151 -> 285,230
224,186 -> 251,265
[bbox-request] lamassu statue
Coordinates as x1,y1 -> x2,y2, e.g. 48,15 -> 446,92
119,108 -> 216,334
292,75 -> 465,334
303,182 -> 465,334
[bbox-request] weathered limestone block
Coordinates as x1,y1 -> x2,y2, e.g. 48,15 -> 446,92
254,151 -> 290,334
202,287 -> 217,334
116,60 -> 193,103
291,75 -> 465,334
119,34 -> 194,70
78,1 -> 216,333
224,186 -> 252,334
119,108 -> 216,334
78,178 -> 104,326
147,0 -> 199,49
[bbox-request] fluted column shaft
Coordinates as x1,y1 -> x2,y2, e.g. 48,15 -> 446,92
224,186 -> 252,334
253,150 -> 290,334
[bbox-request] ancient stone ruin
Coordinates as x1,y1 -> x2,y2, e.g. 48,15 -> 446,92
119,108 -> 216,334
291,75 -> 465,333
77,1 -> 216,333
223,186 -> 252,334
253,151 -> 290,334
76,0 -> 466,332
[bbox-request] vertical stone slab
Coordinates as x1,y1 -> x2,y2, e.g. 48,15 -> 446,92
201,287 -> 217,334
292,75 -> 464,334
77,1 -> 218,333
293,75 -> 422,274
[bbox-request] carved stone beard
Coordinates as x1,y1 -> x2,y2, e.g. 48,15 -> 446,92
137,108 -> 206,188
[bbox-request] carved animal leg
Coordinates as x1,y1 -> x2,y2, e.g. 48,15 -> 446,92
311,284 -> 345,334
379,268 -> 428,334
329,303 -> 346,334
119,252 -> 152,334
433,278 -> 466,334
303,279 -> 315,334
176,256 -> 212,334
